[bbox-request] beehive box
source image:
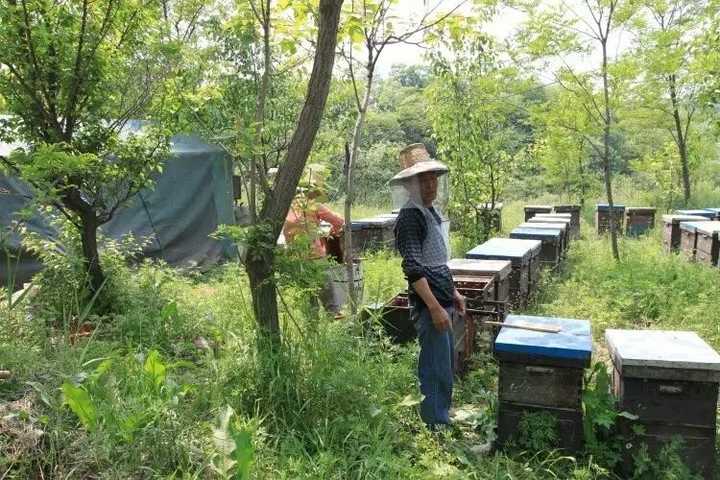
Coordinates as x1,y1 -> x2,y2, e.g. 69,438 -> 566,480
553,204 -> 581,238
364,292 -> 414,344
524,205 -> 553,221
509,227 -> 562,268
495,315 -> 592,452
625,207 -> 656,236
466,239 -> 541,309
452,274 -> 495,373
349,217 -> 395,253
695,221 -> 720,266
704,208 -> 720,220
595,204 -> 625,234
524,218 -> 571,253
676,209 -> 716,220
679,221 -> 708,260
661,215 -> 709,253
447,258 -> 512,305
606,330 -> 720,479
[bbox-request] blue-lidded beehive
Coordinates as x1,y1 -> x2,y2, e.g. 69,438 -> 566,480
662,214 -> 709,252
466,239 -> 541,308
679,220 -> 711,260
509,227 -> 562,267
495,315 -> 592,452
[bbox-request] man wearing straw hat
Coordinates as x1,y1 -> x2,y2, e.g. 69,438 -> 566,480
391,143 -> 465,429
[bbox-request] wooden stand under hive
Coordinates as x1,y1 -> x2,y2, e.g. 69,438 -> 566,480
524,205 -> 553,221
694,221 -> 720,266
625,207 -> 656,236
606,330 -> 720,479
595,204 -> 625,234
509,227 -> 562,269
662,215 -> 708,253
465,239 -> 541,309
494,315 -> 592,452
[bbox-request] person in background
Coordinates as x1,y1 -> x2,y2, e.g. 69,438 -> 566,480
282,163 -> 345,313
391,143 -> 465,429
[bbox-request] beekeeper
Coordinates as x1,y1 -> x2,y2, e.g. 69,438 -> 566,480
391,143 -> 465,429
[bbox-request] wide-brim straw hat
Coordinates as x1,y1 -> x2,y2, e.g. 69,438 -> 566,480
389,143 -> 448,185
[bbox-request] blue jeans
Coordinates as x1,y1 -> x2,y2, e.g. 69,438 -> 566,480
414,304 -> 454,427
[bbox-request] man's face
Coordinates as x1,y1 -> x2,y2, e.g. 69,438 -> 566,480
417,172 -> 438,206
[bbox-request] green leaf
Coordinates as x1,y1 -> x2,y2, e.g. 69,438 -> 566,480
61,381 -> 97,430
230,427 -> 254,480
397,393 -> 424,408
143,350 -> 167,387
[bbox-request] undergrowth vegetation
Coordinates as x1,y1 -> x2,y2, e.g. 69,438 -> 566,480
2,202 -> 720,478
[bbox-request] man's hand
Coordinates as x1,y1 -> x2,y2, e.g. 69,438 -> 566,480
429,305 -> 450,332
453,290 -> 466,316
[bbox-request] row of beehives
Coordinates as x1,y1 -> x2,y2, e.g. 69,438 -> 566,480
664,209 -> 720,268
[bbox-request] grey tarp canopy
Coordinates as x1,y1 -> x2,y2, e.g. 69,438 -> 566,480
0,133 -> 236,288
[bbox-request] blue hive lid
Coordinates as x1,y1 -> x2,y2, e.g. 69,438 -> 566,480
495,315 -> 592,366
466,238 -> 541,261
510,228 -> 561,241
679,221 -> 710,233
696,221 -> 720,235
676,209 -> 715,219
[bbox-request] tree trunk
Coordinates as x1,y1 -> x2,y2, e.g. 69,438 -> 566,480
668,74 -> 691,204
344,76 -> 372,316
247,0 -> 343,338
601,40 -> 620,261
79,213 -> 106,295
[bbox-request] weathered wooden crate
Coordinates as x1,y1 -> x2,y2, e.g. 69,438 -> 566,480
679,221 -> 708,260
509,227 -> 562,268
606,329 -> 720,480
662,215 -> 709,253
452,275 -> 495,373
495,315 -> 592,452
625,207 -> 656,237
553,204 -> 581,239
524,204 -> 552,221
363,292 -> 414,344
695,221 -> 720,266
349,217 -> 395,254
465,239 -> 541,309
676,209 -> 717,220
595,204 -> 625,234
524,218 -> 571,253
447,258 -> 512,305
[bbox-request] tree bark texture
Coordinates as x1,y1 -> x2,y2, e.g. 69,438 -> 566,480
247,0 -> 344,337
668,74 -> 691,204
601,39 -> 620,261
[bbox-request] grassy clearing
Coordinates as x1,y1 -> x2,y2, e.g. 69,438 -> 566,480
2,205 -> 719,478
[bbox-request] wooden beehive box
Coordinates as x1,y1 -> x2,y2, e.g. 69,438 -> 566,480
676,209 -> 716,220
625,207 -> 656,236
350,217 -> 394,253
553,204 -> 581,238
524,204 -> 553,221
704,208 -> 720,220
495,315 -> 592,452
509,227 -> 562,268
465,239 -> 541,309
452,274 -> 495,373
695,221 -> 720,266
447,258 -> 512,305
363,292 -> 414,344
523,219 -> 570,253
662,215 -> 708,253
679,221 -> 708,260
605,329 -> 720,479
595,204 -> 625,234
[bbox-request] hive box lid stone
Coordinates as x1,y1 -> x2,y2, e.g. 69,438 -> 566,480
605,329 -> 720,378
466,238 -> 542,260
495,315 -> 592,365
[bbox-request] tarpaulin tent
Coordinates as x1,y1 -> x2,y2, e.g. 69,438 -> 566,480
0,132 -> 236,289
